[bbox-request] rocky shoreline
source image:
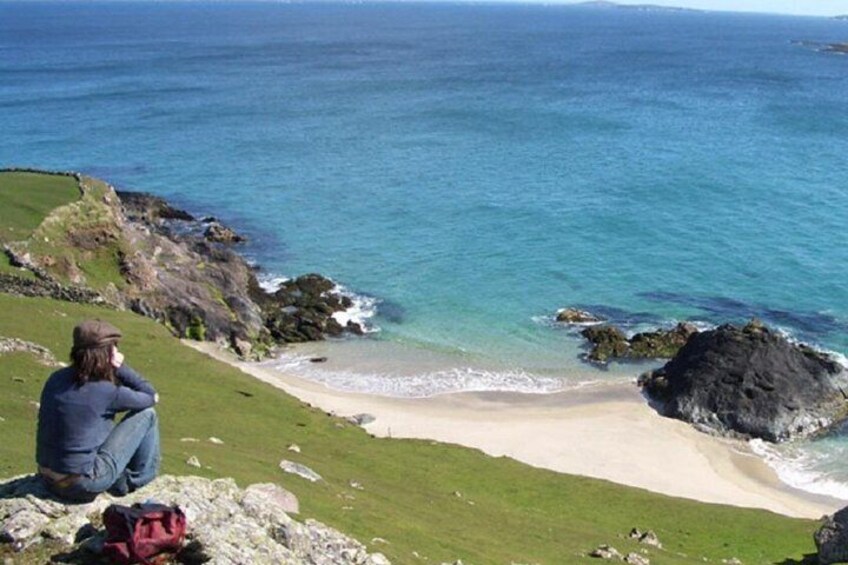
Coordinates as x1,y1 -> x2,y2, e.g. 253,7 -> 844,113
556,307 -> 700,363
558,307 -> 848,443
0,169 -> 367,359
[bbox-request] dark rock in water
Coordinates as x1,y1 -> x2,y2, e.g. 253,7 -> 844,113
639,320 -> 847,442
556,308 -> 602,324
325,318 -> 345,337
816,506 -> 848,565
117,191 -> 194,222
294,273 -> 336,296
581,325 -> 629,362
346,321 -> 365,336
825,43 -> 848,54
581,323 -> 697,363
310,357 -> 328,363
203,222 -> 246,244
628,323 -> 698,359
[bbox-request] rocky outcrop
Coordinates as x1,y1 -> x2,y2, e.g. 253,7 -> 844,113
116,190 -> 195,223
824,43 -> 848,54
0,170 -> 365,357
639,321 -> 847,442
581,325 -> 630,362
203,220 -> 247,244
816,506 -> 848,565
115,193 -> 268,348
259,275 -> 361,343
118,193 -> 364,351
581,323 -> 698,363
0,272 -> 105,306
628,323 -> 698,359
556,308 -> 603,324
0,474 -> 390,564
0,336 -> 62,367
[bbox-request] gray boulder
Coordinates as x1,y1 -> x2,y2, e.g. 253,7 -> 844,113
816,506 -> 848,565
0,474 -> 389,564
279,460 -> 324,482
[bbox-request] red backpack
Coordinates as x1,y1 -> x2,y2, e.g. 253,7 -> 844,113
102,503 -> 187,565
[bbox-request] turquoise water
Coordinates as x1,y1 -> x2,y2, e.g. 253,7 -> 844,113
2,1 -> 848,495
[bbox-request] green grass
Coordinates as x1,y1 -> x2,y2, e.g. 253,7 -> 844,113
0,252 -> 36,278
0,172 -> 80,244
0,294 -> 820,565
0,171 -> 127,289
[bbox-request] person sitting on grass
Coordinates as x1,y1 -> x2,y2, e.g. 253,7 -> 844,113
36,320 -> 160,502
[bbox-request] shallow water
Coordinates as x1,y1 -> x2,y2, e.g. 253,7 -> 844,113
262,338 -> 655,398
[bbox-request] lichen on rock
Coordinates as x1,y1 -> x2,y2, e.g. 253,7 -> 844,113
580,322 -> 698,363
0,474 -> 389,564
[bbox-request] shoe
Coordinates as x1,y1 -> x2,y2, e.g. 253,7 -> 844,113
108,474 -> 129,497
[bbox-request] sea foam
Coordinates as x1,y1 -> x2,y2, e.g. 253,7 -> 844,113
329,284 -> 380,334
749,438 -> 848,501
263,352 -> 598,398
256,274 -> 379,333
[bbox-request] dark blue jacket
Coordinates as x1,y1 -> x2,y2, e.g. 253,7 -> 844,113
36,364 -> 157,475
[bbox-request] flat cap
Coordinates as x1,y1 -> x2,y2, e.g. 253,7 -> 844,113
73,320 -> 122,349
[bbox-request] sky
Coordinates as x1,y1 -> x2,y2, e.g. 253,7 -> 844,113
4,0 -> 848,17
572,0 -> 848,16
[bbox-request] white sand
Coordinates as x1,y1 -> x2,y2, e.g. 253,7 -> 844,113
187,341 -> 842,519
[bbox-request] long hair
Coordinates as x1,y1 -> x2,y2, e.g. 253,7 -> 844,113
70,344 -> 116,386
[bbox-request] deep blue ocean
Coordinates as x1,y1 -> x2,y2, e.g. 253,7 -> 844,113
2,1 -> 848,497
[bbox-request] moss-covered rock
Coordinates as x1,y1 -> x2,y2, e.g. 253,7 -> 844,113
581,323 -> 699,363
581,325 -> 630,362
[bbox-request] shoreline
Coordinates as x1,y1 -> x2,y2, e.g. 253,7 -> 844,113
187,340 -> 843,519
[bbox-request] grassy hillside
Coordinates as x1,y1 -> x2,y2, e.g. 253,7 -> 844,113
0,170 -> 126,289
0,171 -> 821,564
0,171 -> 80,278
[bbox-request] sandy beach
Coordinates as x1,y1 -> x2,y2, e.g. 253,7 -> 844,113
188,341 -> 843,519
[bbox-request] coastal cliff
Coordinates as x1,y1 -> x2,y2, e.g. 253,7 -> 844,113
0,169 -> 363,358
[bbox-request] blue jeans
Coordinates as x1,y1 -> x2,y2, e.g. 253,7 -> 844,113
58,408 -> 160,502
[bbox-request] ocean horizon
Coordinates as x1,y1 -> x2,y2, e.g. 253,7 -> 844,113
2,0 -> 847,499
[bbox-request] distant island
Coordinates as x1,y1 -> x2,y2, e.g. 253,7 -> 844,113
835,15 -> 848,20
574,1 -> 700,12
791,39 -> 848,55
